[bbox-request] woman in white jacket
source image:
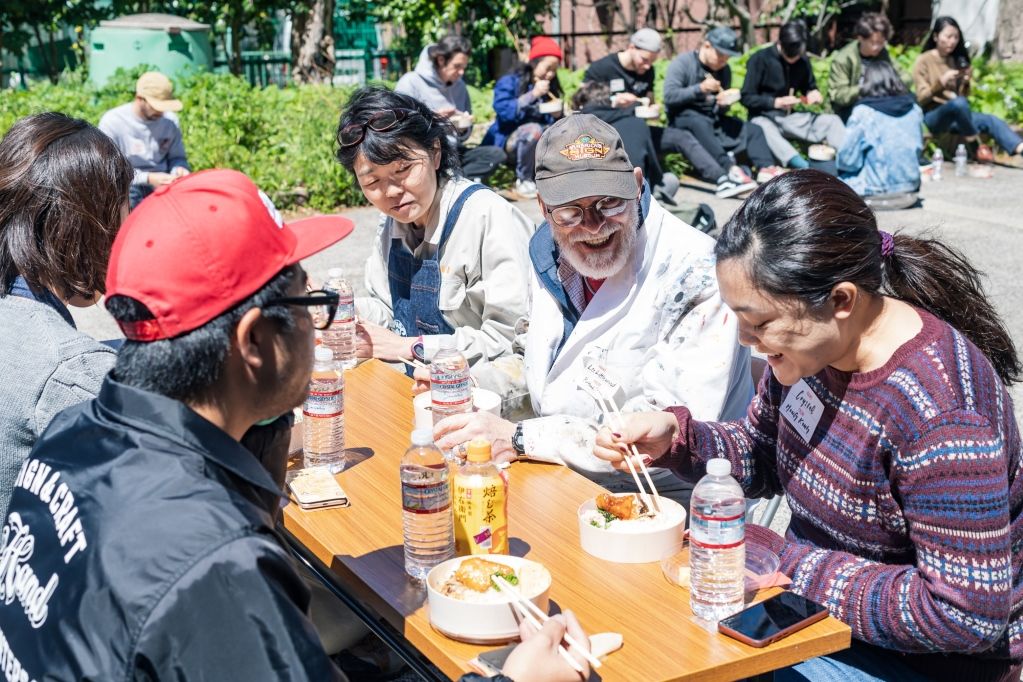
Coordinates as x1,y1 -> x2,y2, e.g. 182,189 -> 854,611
336,87 -> 534,373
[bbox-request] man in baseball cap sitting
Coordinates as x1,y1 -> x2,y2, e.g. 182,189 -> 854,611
431,115 -> 753,511
0,168 -> 590,681
99,71 -> 191,209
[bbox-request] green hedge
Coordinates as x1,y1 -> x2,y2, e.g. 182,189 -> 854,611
3,49 -> 1022,211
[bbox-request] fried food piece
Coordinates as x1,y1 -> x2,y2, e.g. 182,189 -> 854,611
596,492 -> 638,520
454,557 -> 517,592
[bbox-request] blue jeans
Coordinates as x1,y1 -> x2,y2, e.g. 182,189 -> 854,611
129,183 -> 154,210
774,642 -> 930,682
924,96 -> 1023,154
506,123 -> 544,181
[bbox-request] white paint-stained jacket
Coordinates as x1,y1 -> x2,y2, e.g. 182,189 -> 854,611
519,191 -> 753,498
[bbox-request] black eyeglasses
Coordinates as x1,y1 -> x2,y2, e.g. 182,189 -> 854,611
264,289 -> 339,330
546,196 -> 630,229
338,108 -> 420,148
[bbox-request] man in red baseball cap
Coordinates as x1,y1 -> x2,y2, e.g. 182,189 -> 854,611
0,167 -> 592,682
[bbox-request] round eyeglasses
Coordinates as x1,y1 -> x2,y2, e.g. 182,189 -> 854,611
264,289 -> 340,330
547,196 -> 630,229
337,108 -> 420,148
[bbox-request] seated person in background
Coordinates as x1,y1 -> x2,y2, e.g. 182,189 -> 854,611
838,60 -> 923,198
741,21 -> 846,169
98,71 -> 190,209
571,81 -> 680,204
0,112 -> 132,523
336,88 -> 533,392
828,12 -> 909,122
582,27 -> 732,201
596,170 -> 1023,682
663,26 -> 783,198
483,36 -> 565,199
0,168 -> 591,682
913,16 -> 1023,159
395,34 -> 506,183
428,114 -> 753,511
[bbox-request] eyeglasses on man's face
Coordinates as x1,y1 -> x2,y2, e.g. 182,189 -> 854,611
264,289 -> 340,330
338,108 -> 420,148
546,196 -> 630,229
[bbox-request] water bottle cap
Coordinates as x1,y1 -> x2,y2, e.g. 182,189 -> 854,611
706,458 -> 731,477
410,428 -> 433,446
314,346 -> 334,362
465,439 -> 492,462
327,267 -> 344,278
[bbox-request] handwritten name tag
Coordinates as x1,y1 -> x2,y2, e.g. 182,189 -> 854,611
780,379 -> 825,443
579,357 -> 626,408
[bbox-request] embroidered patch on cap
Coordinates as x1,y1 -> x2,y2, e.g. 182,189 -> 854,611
559,134 -> 610,162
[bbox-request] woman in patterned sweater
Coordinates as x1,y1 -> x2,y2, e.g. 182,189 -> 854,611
596,170 -> 1022,681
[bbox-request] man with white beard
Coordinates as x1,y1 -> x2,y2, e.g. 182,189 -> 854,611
431,114 -> 752,507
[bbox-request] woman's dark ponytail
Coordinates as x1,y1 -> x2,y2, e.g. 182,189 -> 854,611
716,170 -> 1021,385
883,234 -> 1021,384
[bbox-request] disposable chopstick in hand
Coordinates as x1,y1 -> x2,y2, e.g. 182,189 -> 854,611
594,394 -> 661,514
492,576 -> 601,671
398,357 -> 429,370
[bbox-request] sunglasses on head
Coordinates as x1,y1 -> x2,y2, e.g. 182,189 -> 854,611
337,108 -> 421,148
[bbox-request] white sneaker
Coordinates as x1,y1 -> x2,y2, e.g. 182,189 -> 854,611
514,179 -> 537,199
755,166 -> 786,184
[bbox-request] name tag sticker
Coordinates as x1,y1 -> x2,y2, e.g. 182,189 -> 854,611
780,379 -> 824,443
610,78 -> 626,93
579,357 -> 627,407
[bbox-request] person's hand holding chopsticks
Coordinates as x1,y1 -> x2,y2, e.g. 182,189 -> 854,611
502,610 -> 591,682
593,411 -> 677,472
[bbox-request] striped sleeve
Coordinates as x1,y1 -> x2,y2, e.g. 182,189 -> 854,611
780,410 -> 1013,654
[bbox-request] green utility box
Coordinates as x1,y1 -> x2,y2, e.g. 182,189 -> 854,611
89,13 -> 213,86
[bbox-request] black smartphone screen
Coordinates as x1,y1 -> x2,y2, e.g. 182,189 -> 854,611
718,591 -> 827,642
476,643 -> 517,674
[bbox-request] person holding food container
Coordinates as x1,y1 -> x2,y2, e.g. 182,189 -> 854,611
429,114 -> 753,511
740,21 -> 846,171
395,34 -> 507,184
663,26 -> 784,198
913,16 -> 1023,160
336,87 -> 533,398
483,36 -> 565,199
595,170 -> 1022,682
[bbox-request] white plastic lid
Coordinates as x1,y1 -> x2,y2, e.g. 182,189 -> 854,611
314,346 -> 334,362
411,428 -> 434,446
327,267 -> 344,278
706,458 -> 731,477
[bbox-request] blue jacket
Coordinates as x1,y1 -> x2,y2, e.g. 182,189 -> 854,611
483,72 -> 557,148
838,97 -> 924,196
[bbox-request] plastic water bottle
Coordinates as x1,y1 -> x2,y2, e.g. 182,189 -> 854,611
452,439 -> 509,555
954,144 -> 968,177
401,429 -> 455,580
322,268 -> 356,370
689,458 -> 746,622
302,346 -> 346,472
430,338 -> 472,425
931,148 -> 943,181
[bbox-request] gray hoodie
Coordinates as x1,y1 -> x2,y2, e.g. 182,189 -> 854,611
395,45 -> 473,142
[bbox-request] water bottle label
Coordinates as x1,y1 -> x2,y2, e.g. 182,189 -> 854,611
690,509 -> 745,550
401,479 -> 451,514
304,388 -> 343,418
332,301 -> 355,326
431,371 -> 472,408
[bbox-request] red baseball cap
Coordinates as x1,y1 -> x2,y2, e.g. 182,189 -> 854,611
105,168 -> 354,341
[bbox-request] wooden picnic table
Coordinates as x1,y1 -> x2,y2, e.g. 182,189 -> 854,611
281,360 -> 850,681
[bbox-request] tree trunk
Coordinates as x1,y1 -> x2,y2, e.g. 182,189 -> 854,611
995,0 -> 1023,62
291,0 -> 336,85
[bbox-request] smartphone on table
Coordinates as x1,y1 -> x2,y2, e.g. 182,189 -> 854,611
717,591 -> 828,648
287,467 -> 349,510
468,643 -> 516,676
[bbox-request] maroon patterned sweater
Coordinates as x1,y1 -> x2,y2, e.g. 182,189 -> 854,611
660,309 -> 1022,680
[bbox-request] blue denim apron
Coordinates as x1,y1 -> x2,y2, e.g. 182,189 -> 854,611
387,183 -> 486,372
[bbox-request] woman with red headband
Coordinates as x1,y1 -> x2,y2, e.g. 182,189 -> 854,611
484,36 -> 565,199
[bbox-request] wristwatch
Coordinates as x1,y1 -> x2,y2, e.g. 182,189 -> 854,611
511,421 -> 526,456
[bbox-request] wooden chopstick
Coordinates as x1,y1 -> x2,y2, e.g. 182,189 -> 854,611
492,576 -> 601,670
594,394 -> 661,514
398,357 -> 429,370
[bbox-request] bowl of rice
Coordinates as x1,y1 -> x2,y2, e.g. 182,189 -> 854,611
426,555 -> 552,643
578,493 -> 686,563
